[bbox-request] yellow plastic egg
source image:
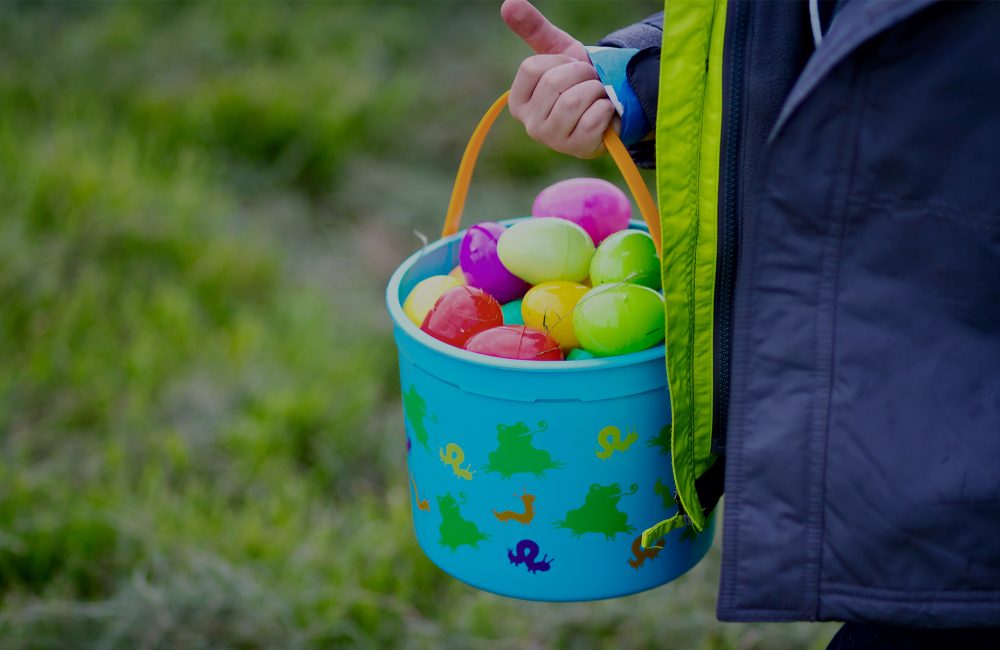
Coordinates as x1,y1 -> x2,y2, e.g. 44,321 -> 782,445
448,265 -> 467,285
403,275 -> 462,326
521,280 -> 590,350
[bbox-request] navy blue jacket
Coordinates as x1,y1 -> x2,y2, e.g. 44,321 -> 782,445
603,0 -> 1000,627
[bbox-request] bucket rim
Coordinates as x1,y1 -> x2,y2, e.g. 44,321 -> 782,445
385,218 -> 665,372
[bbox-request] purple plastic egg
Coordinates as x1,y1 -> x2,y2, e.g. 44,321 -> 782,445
459,221 -> 530,304
531,178 -> 631,245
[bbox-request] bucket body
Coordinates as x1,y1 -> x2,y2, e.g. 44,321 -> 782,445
386,221 -> 713,601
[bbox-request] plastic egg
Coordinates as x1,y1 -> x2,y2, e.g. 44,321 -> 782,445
521,281 -> 589,351
573,284 -> 665,356
497,217 -> 595,285
448,265 -> 467,285
459,222 -> 529,304
590,229 -> 661,290
532,178 -> 631,245
403,275 -> 462,326
465,325 -> 563,361
421,286 -> 503,348
566,348 -> 597,361
501,299 -> 524,325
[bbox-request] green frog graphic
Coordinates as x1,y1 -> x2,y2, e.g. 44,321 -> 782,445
648,423 -> 671,456
654,478 -> 675,511
403,385 -> 431,450
437,493 -> 489,551
483,421 -> 564,479
555,483 -> 638,540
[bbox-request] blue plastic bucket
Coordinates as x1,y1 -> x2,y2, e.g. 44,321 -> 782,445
386,219 -> 714,602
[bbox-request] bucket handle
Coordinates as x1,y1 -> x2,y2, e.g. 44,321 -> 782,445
440,91 -> 661,256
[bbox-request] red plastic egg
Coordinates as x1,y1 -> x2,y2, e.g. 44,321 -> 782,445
464,325 -> 564,361
421,286 -> 503,348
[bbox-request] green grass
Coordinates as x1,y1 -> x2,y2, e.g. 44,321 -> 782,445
0,2 -> 836,648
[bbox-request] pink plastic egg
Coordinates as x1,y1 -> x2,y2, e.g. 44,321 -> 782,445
459,222 -> 529,304
464,325 -> 564,361
532,178 -> 631,245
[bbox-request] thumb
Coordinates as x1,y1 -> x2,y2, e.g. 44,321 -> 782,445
501,0 -> 589,62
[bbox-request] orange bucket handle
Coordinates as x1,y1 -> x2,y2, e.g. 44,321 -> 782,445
440,91 -> 661,256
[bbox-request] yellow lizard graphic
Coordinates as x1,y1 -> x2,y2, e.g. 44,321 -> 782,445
439,442 -> 475,480
596,425 -> 639,459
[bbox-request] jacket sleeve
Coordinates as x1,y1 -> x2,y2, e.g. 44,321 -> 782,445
598,12 -> 663,168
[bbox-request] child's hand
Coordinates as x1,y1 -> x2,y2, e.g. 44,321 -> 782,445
501,0 -> 618,159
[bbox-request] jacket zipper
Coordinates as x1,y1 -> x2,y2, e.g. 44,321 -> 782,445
712,0 -> 748,457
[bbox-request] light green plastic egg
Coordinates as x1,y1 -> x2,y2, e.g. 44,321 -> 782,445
573,284 -> 665,357
589,229 -> 661,290
496,217 -> 595,285
402,275 -> 462,326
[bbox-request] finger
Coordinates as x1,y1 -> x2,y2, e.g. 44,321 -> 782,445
544,79 -> 610,140
524,61 -> 599,127
509,54 -> 578,110
500,0 -> 589,61
566,99 -> 616,158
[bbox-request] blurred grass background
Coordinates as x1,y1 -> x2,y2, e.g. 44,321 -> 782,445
0,1 -> 836,648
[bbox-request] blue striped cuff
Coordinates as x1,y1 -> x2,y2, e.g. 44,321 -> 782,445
586,46 -> 652,147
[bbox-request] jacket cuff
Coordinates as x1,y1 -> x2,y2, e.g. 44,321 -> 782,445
597,11 -> 664,50
596,12 -> 663,168
621,46 -> 661,168
586,46 -> 651,147
626,46 -> 661,142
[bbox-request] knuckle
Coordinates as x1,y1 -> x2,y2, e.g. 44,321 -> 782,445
519,56 -> 544,79
567,134 -> 602,159
580,119 -> 604,140
524,120 -> 542,140
508,97 -> 531,120
581,105 -> 613,133
559,92 -> 585,114
577,113 -> 598,133
537,70 -> 561,94
575,62 -> 599,79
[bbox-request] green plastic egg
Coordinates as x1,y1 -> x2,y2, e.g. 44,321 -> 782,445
589,229 -> 661,289
496,217 -> 595,285
501,299 -> 524,325
566,348 -> 597,361
573,284 -> 665,356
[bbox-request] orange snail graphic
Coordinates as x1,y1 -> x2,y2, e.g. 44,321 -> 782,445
493,489 -> 535,525
628,534 -> 665,569
410,473 -> 430,512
